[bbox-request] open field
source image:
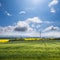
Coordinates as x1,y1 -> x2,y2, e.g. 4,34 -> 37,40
0,39 -> 60,60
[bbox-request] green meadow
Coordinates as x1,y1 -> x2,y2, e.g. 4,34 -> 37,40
0,39 -> 60,60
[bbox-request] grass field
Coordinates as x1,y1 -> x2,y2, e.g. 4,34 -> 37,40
0,40 -> 60,60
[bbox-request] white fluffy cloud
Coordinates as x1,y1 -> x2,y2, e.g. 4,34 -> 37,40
26,17 -> 42,23
48,0 -> 58,13
0,26 -> 15,33
43,26 -> 60,32
15,17 -> 43,32
15,21 -> 32,32
42,25 -> 60,38
16,17 -> 41,32
17,21 -> 29,27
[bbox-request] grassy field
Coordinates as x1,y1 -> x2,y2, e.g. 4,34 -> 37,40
0,40 -> 60,60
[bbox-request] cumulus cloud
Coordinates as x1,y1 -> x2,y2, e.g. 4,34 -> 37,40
0,26 -> 15,33
15,17 -> 43,32
25,17 -> 43,31
42,25 -> 60,38
14,20 -> 35,32
43,26 -> 60,32
48,0 -> 58,13
17,21 -> 29,27
26,17 -> 51,24
15,21 -> 30,32
5,11 -> 12,16
26,17 -> 42,23
14,27 -> 27,32
19,11 -> 26,15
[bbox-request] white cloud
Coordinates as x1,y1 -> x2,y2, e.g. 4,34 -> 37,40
43,26 -> 60,32
15,21 -> 30,32
0,26 -> 15,33
48,0 -> 58,13
15,17 -> 43,32
26,17 -> 51,24
28,27 -> 34,32
26,17 -> 42,23
15,20 -> 35,32
49,0 -> 58,7
19,11 -> 26,15
42,26 -> 60,38
17,21 -> 29,27
5,11 -> 12,16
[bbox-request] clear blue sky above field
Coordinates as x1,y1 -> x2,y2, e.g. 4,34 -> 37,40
0,0 -> 60,37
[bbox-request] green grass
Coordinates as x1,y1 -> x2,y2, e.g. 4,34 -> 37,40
0,40 -> 60,60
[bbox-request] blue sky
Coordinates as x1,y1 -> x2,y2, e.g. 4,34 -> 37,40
0,0 -> 60,37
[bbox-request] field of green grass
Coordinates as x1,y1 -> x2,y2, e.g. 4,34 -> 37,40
0,40 -> 60,60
